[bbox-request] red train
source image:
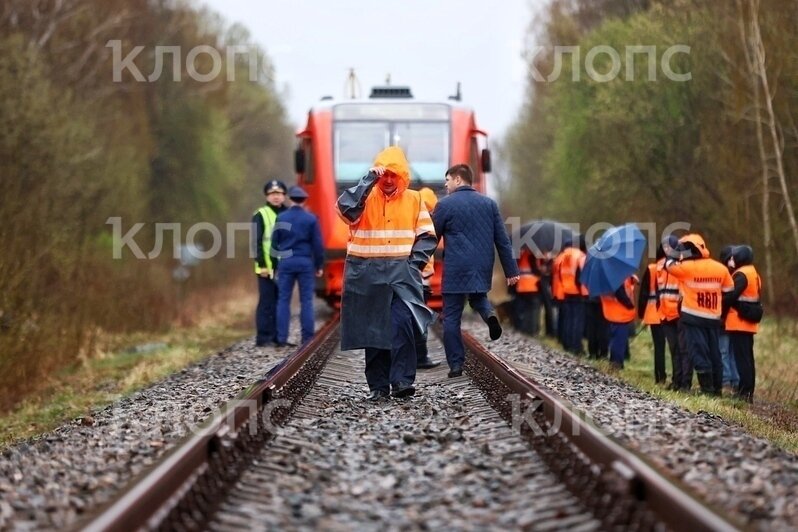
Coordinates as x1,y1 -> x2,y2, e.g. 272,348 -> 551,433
294,85 -> 492,309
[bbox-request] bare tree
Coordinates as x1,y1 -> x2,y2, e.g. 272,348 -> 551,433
736,0 -> 775,303
745,0 -> 798,265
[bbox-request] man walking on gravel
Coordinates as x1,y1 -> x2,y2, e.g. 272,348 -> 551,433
431,164 -> 519,378
336,147 -> 437,401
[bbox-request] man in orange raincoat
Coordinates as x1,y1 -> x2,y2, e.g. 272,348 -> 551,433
337,147 -> 438,400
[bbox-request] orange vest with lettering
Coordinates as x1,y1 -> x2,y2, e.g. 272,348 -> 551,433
600,276 -> 637,324
725,265 -> 761,334
666,258 -> 734,323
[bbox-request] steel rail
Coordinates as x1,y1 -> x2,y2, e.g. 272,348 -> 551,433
81,314 -> 340,532
462,330 -> 742,532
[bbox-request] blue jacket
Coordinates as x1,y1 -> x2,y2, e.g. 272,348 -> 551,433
271,206 -> 324,271
432,186 -> 519,293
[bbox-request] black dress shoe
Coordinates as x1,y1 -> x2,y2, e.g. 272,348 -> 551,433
367,390 -> 390,401
448,366 -> 463,378
417,359 -> 441,369
391,383 -> 416,398
487,315 -> 503,340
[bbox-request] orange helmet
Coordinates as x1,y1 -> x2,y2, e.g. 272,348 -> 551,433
679,233 -> 710,259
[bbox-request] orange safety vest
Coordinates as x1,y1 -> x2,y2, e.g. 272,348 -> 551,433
552,252 -> 565,301
642,261 -> 661,325
725,265 -> 761,334
418,187 -> 438,285
558,247 -> 585,297
666,258 -> 734,323
516,250 -> 540,294
601,276 -> 637,324
656,263 -> 681,322
346,189 -> 432,258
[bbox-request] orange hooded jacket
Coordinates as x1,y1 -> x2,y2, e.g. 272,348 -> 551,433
339,147 -> 434,259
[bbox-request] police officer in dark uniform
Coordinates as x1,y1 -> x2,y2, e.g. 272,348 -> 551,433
253,180 -> 287,347
271,186 -> 324,347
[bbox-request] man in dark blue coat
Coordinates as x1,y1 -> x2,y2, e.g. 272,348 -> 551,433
432,164 -> 520,377
271,186 -> 324,347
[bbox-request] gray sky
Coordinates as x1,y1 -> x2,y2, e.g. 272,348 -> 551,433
201,0 -> 542,140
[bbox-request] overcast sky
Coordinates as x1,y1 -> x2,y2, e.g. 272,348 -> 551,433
201,0 -> 543,140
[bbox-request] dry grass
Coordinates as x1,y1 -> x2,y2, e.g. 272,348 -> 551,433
0,283 -> 257,450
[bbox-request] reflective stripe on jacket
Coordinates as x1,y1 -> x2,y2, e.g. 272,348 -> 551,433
725,265 -> 761,333
254,206 -> 277,274
336,146 -> 437,350
666,258 -> 734,327
656,264 -> 681,322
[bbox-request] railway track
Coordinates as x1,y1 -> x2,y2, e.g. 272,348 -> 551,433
81,315 -> 739,531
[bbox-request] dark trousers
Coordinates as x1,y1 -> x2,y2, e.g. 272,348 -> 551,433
364,298 -> 417,392
539,277 -> 556,337
661,320 -> 686,388
256,276 -> 278,344
561,297 -> 585,354
730,332 -> 755,402
276,264 -> 316,344
586,299 -> 609,359
514,293 -> 541,336
682,324 -> 722,394
442,292 -> 493,369
609,322 -> 631,367
414,287 -> 432,362
650,324 -> 667,383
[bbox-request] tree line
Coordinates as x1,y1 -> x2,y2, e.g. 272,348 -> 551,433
0,0 -> 293,410
503,0 -> 797,311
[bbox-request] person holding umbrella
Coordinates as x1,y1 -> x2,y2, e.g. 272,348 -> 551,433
601,275 -> 638,369
580,224 -> 648,368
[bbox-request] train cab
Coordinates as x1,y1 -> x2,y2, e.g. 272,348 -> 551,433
294,85 -> 491,309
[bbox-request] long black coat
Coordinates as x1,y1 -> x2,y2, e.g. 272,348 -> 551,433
336,147 -> 437,350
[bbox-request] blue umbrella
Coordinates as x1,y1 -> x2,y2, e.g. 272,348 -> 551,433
582,224 -> 647,296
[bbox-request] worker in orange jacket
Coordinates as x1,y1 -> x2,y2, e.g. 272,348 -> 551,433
557,237 -> 587,355
718,245 -> 739,392
638,248 -> 666,383
724,245 -> 762,403
336,147 -> 438,400
665,234 -> 734,395
601,275 -> 638,369
552,250 -> 566,345
656,235 -> 686,390
513,248 -> 542,335
413,187 -> 441,369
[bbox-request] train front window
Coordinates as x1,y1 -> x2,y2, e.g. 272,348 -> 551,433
393,123 -> 449,183
334,122 -> 390,181
334,121 -> 450,183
